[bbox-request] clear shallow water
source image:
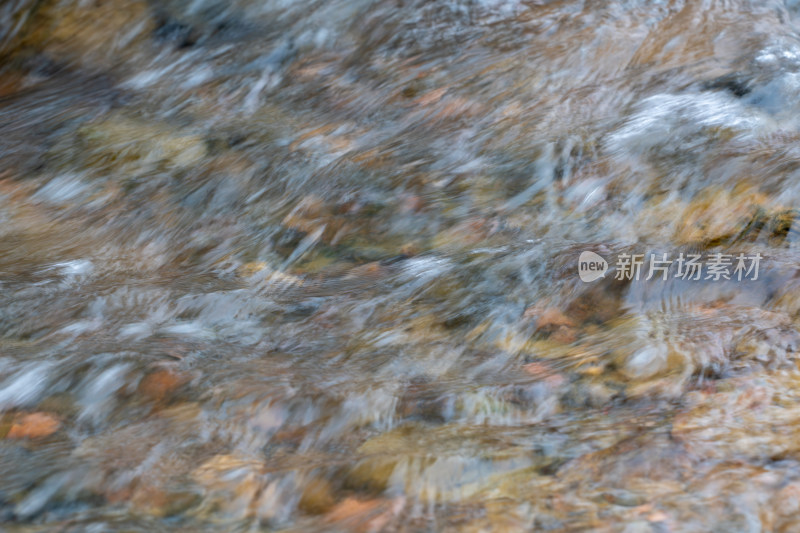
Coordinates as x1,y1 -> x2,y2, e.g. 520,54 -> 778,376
4,0 -> 800,530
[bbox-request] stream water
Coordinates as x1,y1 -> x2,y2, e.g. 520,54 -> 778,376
4,0 -> 800,531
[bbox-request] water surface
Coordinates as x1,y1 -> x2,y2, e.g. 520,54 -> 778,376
3,0 -> 800,531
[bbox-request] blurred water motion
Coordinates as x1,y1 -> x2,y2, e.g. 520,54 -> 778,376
4,0 -> 800,530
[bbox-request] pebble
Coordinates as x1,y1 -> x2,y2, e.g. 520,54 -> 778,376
5,412 -> 60,439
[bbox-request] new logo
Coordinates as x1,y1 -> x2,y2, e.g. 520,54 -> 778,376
578,251 -> 608,282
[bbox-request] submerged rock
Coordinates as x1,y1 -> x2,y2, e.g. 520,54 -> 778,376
4,411 -> 60,439
18,0 -> 156,71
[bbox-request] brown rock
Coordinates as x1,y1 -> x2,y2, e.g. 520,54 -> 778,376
400,242 -> 420,256
325,496 -> 404,532
130,485 -> 171,516
344,456 -> 398,493
523,306 -> 579,343
672,186 -> 769,246
326,497 -> 382,523
0,71 -> 23,99
538,308 -> 576,329
524,306 -> 575,329
6,412 -> 60,439
130,484 -> 200,517
104,486 -> 133,504
298,477 -> 336,515
21,0 -> 155,71
414,88 -> 448,106
522,362 -> 551,377
551,325 -> 578,344
138,368 -> 184,403
433,217 -> 499,250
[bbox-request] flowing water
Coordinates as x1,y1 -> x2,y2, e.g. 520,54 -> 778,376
4,0 -> 800,530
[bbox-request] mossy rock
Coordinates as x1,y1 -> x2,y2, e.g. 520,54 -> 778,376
77,113 -> 207,174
